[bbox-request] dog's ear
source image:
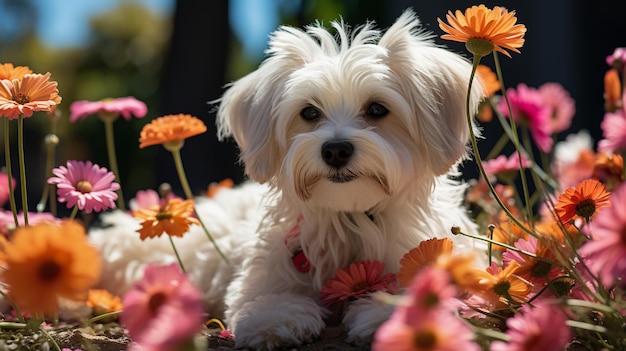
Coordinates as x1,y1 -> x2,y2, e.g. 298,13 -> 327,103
379,9 -> 484,175
217,26 -> 320,183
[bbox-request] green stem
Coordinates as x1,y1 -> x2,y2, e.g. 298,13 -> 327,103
171,148 -> 229,264
169,235 -> 187,273
103,119 -> 125,211
465,55 -> 536,239
455,229 -> 560,266
3,118 -> 18,227
88,310 -> 122,324
492,52 -> 533,226
68,204 -> 79,220
0,289 -> 24,323
40,325 -> 62,351
17,114 -> 28,225
0,322 -> 26,329
485,131 -> 511,160
37,135 -> 57,213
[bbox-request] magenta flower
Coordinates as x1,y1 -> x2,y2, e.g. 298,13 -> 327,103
580,182 -> 626,287
497,84 -> 553,152
606,47 -> 626,69
483,152 -> 531,177
69,96 -> 148,122
598,107 -> 626,154
320,260 -> 398,308
0,171 -> 15,207
538,82 -> 575,133
47,160 -> 120,213
373,308 -> 480,351
403,266 -> 459,320
0,210 -> 58,234
490,303 -> 572,351
121,263 -> 204,351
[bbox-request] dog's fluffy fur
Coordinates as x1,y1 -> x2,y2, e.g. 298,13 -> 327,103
90,9 -> 485,350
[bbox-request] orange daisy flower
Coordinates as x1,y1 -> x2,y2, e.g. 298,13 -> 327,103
139,114 -> 207,150
398,238 -> 454,287
474,261 -> 531,307
555,179 -> 611,225
0,72 -> 62,120
87,289 -> 123,317
477,65 -> 501,97
0,63 -> 32,80
592,153 -> 624,191
604,68 -> 622,112
0,220 -> 101,316
435,253 -> 484,294
491,214 -> 529,251
133,198 -> 200,240
207,178 -> 234,198
438,5 -> 527,58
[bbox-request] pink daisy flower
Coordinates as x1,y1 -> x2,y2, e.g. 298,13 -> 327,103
0,171 -> 15,207
403,266 -> 459,320
0,210 -> 59,234
490,302 -> 572,351
497,84 -> 553,152
606,47 -> 626,69
598,107 -> 626,154
320,260 -> 398,308
121,263 -> 204,351
580,182 -> 626,287
129,188 -> 181,212
538,82 -> 575,133
483,152 -> 532,177
47,160 -> 120,213
373,308 -> 480,351
69,96 -> 148,122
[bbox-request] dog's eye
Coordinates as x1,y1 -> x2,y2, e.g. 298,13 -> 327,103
300,106 -> 321,121
365,102 -> 389,119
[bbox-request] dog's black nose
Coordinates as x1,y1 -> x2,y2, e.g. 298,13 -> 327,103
321,141 -> 354,168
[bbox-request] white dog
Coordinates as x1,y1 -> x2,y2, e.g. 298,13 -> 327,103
91,9 -> 484,350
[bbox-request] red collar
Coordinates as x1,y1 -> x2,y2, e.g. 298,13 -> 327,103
284,215 -> 311,272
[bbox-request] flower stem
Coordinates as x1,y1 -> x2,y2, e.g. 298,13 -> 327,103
170,148 -> 229,264
169,235 -> 186,273
17,114 -> 28,226
493,52 -> 534,226
37,134 -> 58,214
40,324 -> 62,351
103,118 -> 125,211
3,118 -> 18,227
465,55 -> 536,238
69,204 -> 79,220
0,289 -> 24,323
88,310 -> 122,324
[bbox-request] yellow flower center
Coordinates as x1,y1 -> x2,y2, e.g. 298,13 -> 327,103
531,261 -> 552,278
76,180 -> 93,193
12,92 -> 30,105
39,260 -> 61,282
465,38 -> 495,57
414,329 -> 437,349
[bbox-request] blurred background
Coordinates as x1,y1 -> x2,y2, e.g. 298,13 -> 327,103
0,0 -> 624,213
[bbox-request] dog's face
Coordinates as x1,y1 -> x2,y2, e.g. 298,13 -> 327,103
218,10 -> 483,212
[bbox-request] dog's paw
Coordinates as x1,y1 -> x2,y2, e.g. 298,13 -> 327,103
343,298 -> 395,345
228,293 -> 325,350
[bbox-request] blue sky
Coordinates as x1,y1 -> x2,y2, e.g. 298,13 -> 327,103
32,0 -> 176,47
18,0 -> 291,61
